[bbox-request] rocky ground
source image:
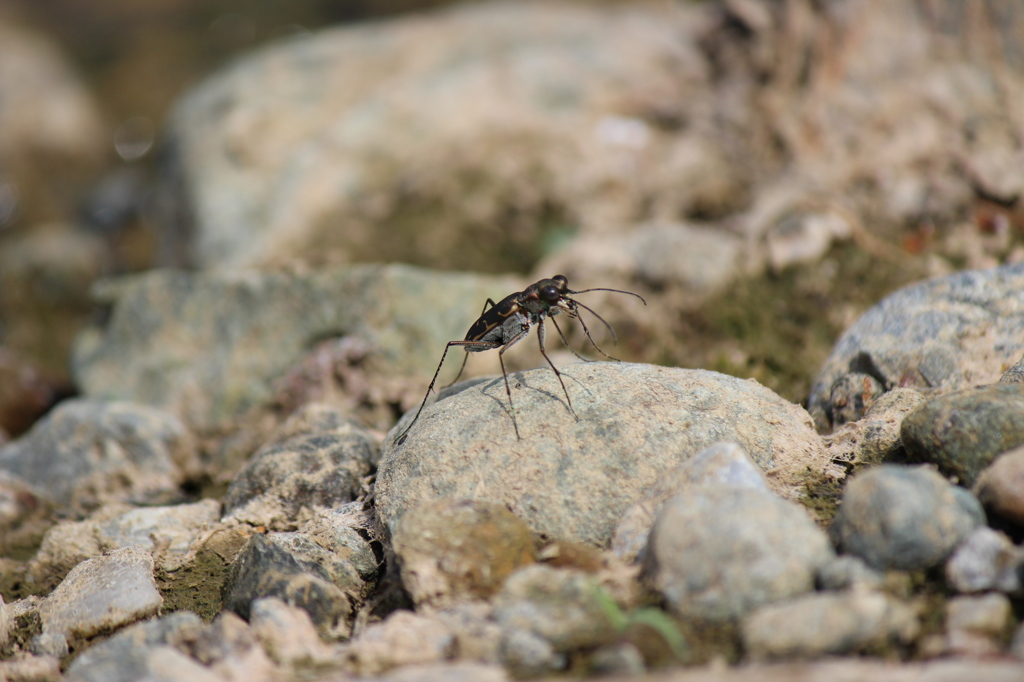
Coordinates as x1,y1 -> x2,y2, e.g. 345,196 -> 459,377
4,1 -> 1024,681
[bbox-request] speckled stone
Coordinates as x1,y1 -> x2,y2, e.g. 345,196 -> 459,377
221,403 -> 376,531
1000,355 -> 1024,383
809,263 -> 1024,433
945,526 -> 1024,594
0,399 -> 195,514
901,383 -> 1024,486
224,530 -> 373,639
379,364 -> 830,547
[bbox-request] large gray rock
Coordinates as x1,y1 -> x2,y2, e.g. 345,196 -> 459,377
809,264 -> 1024,433
377,363 -> 829,547
644,487 -> 834,623
72,264 -> 520,431
0,399 -> 195,514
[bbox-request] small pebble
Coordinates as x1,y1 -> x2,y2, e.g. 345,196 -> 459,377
645,487 -> 833,622
830,465 -> 983,570
974,445 -> 1024,526
945,526 -> 1024,594
612,441 -> 769,563
946,593 -> 1013,657
901,384 -> 1024,486
742,591 -> 919,660
38,547 -> 162,641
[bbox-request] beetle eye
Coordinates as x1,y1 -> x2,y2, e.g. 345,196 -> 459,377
541,285 -> 559,301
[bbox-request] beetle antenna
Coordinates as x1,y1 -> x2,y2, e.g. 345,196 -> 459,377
551,316 -> 593,362
569,287 -> 647,306
571,301 -> 623,359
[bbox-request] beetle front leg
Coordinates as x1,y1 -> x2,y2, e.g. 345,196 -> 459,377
496,326 -> 534,441
537,319 -> 578,421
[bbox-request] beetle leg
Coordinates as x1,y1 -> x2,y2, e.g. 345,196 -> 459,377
537,318 -> 578,421
442,297 -> 499,390
550,315 -> 591,363
397,338 -> 502,444
496,323 -> 535,441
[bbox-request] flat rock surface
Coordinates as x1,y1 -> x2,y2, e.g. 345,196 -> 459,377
38,547 -> 162,641
377,363 -> 829,546
97,500 -> 222,556
156,1 -> 712,272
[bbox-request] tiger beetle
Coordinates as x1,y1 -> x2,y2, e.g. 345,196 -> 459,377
395,275 -> 646,444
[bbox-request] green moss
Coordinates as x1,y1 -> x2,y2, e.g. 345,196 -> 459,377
156,526 -> 252,622
670,243 -> 928,405
0,559 -> 31,604
798,468 -> 846,526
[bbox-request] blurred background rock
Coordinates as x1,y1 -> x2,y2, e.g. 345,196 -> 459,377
2,0 -> 1024,441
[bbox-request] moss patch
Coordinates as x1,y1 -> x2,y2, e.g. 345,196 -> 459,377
156,526 -> 253,621
671,243 -> 928,405
798,468 -> 846,526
